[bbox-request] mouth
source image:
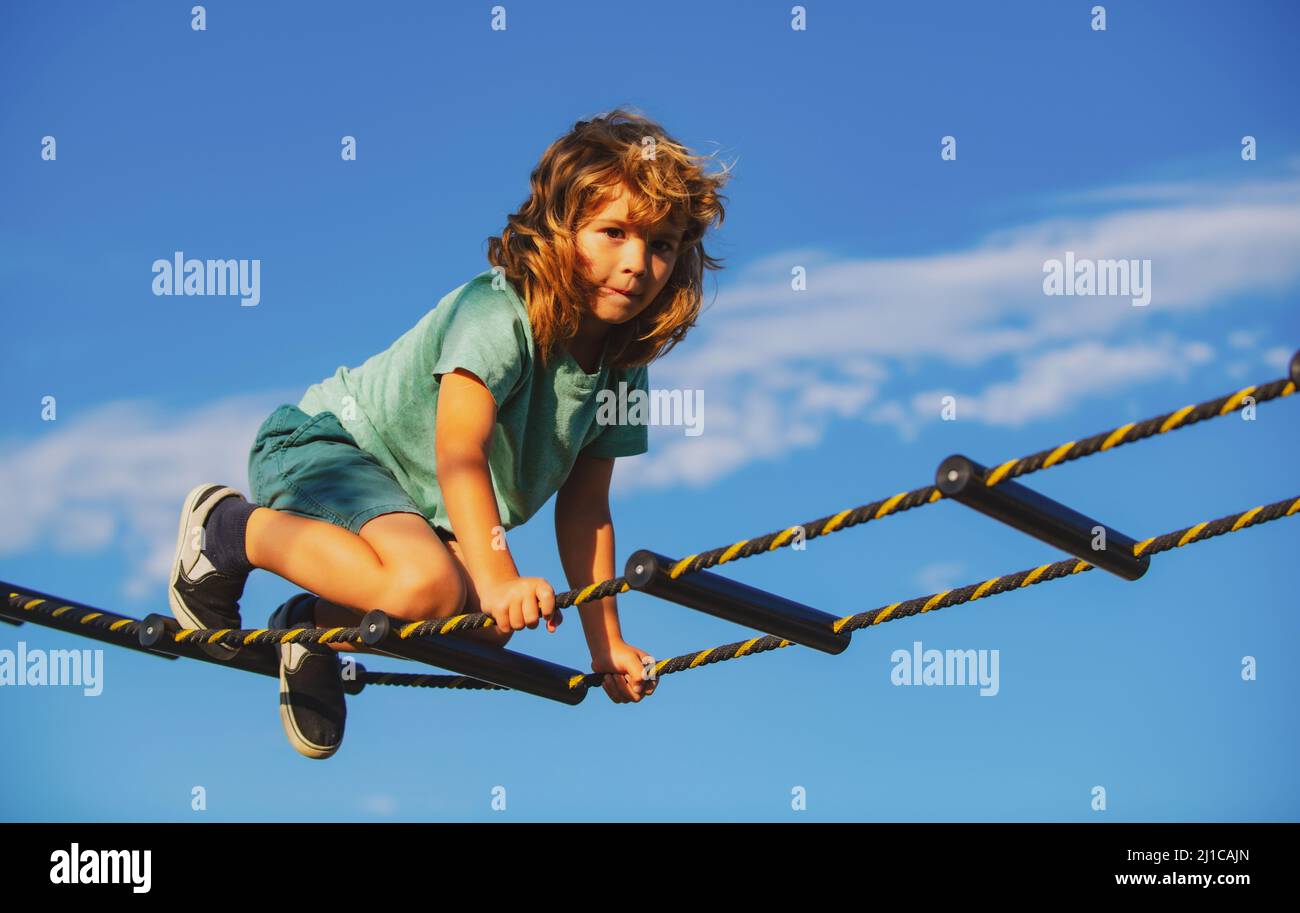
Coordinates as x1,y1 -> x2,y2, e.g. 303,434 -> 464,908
602,287 -> 640,299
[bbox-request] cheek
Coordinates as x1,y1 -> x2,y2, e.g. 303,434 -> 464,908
653,267 -> 674,293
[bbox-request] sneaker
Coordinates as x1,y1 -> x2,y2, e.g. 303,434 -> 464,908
270,592 -> 346,760
169,483 -> 250,660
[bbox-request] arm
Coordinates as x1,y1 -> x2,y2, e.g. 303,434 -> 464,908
554,449 -> 625,656
435,368 -> 521,588
556,449 -> 657,702
438,367 -> 652,700
436,368 -> 557,633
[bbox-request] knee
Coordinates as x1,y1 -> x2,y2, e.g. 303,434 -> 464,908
381,565 -> 466,622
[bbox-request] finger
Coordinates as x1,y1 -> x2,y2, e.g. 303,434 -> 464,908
522,589 -> 539,628
509,600 -> 525,632
630,661 -> 651,694
618,673 -> 641,702
536,583 -> 556,618
493,610 -> 512,634
603,674 -> 622,704
545,607 -> 563,633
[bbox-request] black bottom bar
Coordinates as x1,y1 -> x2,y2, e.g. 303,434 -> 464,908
4,822 -> 1279,897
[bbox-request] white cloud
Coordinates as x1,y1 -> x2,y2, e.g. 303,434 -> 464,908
905,338 -> 1216,429
0,390 -> 298,602
916,560 -> 968,595
359,794 -> 399,815
1228,329 -> 1259,350
1262,346 -> 1294,374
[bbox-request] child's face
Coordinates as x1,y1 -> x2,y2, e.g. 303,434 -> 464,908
575,183 -> 684,326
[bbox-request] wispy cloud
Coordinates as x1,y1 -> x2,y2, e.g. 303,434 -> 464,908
359,794 -> 399,815
0,390 -> 297,602
915,560 -> 969,596
903,338 -> 1216,429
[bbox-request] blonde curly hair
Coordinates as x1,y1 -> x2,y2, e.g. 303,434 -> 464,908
486,107 -> 733,371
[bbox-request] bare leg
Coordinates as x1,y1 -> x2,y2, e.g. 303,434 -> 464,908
245,507 -> 399,611
244,506 -> 512,652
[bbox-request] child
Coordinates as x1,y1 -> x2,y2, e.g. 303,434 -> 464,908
166,108 -> 731,759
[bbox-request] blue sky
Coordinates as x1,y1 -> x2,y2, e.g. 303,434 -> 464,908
1,0 -> 1297,822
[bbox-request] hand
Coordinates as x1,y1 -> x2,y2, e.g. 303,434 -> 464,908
477,576 -> 560,633
591,640 -> 659,704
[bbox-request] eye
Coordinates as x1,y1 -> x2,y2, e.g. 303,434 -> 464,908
603,228 -> 676,254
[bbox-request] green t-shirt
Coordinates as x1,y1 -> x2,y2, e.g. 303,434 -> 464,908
297,268 -> 649,533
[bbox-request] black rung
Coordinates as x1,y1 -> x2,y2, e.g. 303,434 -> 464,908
358,610 -> 587,705
935,454 -> 1150,581
623,550 -> 851,654
138,614 -> 366,696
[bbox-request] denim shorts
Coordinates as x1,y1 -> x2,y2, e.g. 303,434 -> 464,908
247,403 -> 455,541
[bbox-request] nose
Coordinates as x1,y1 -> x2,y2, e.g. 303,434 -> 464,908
619,240 -> 651,274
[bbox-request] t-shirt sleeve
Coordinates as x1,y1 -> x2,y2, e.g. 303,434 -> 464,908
429,285 -> 527,409
583,364 -> 650,459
